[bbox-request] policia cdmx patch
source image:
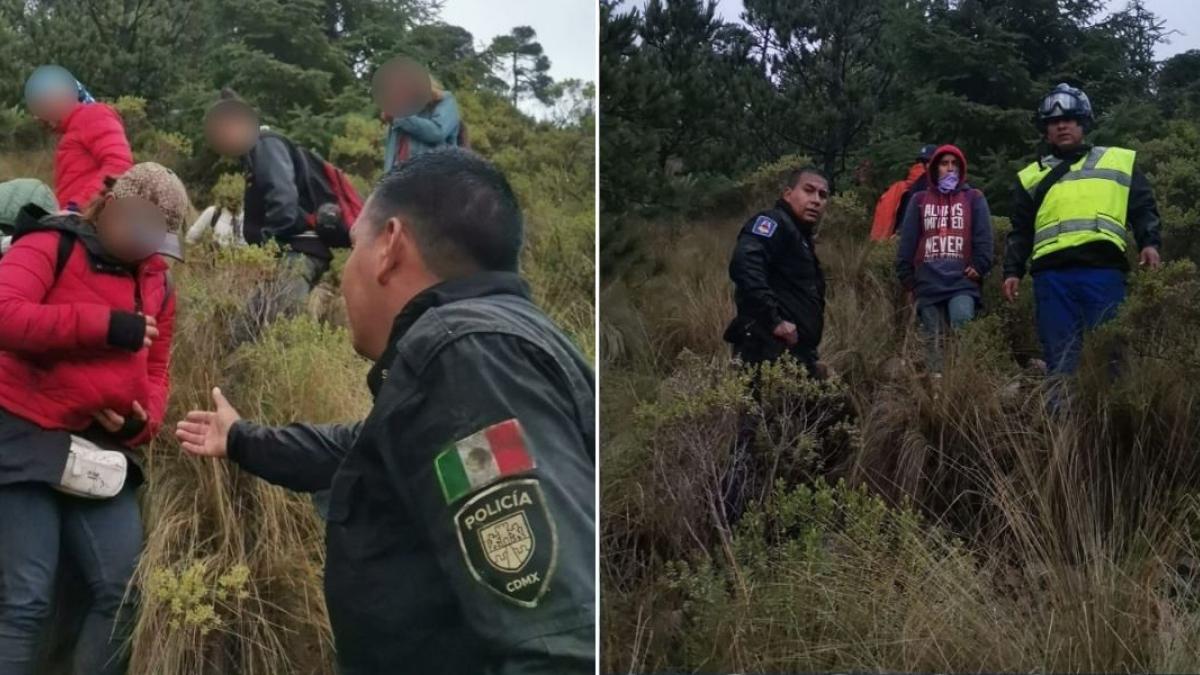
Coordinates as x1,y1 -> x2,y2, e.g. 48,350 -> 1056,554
435,419 -> 556,608
454,478 -> 556,607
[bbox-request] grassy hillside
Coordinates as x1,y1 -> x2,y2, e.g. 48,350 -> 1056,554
0,85 -> 592,673
601,184 -> 1200,672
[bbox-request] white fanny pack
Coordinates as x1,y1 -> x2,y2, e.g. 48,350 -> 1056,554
55,435 -> 128,499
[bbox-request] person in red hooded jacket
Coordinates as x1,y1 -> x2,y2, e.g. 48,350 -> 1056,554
24,65 -> 134,212
0,162 -> 187,675
895,144 -> 994,375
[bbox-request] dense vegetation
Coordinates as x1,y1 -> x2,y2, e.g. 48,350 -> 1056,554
0,1 -> 593,672
601,0 -> 1200,671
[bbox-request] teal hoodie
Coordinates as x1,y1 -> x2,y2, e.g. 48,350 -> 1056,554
383,92 -> 460,173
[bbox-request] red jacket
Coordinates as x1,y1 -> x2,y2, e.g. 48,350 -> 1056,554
871,163 -> 926,241
54,103 -> 134,211
0,222 -> 174,448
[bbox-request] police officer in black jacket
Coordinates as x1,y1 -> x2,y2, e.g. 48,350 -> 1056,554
721,167 -> 830,522
176,149 -> 595,674
724,166 -> 831,377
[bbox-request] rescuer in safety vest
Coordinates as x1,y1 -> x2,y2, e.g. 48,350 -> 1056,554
1001,83 -> 1162,376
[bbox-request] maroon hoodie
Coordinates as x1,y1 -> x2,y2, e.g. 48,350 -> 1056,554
895,144 -> 995,309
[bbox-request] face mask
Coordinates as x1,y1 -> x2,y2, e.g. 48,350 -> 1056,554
938,171 -> 959,193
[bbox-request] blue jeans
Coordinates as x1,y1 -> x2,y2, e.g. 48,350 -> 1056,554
1033,267 -> 1125,376
0,482 -> 142,675
917,293 -> 976,373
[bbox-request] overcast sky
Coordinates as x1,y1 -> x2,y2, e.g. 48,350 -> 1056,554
694,0 -> 1198,60
438,0 -> 597,83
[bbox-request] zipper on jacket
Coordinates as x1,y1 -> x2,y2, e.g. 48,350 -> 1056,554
128,269 -> 143,314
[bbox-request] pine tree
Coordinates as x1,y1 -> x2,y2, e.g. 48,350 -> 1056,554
488,26 -> 555,107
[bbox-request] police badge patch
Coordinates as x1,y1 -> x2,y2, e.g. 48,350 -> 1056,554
751,215 -> 778,238
454,478 -> 557,607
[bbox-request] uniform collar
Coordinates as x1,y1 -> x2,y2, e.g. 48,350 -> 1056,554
366,271 -> 531,396
774,199 -> 815,236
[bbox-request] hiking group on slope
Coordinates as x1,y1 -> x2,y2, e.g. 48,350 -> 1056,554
0,57 -> 595,675
730,81 -> 1161,383
724,82 -> 1163,516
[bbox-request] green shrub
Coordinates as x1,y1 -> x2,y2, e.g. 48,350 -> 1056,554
328,114 -> 383,181
0,104 -> 46,151
209,172 -> 244,212
112,96 -> 149,135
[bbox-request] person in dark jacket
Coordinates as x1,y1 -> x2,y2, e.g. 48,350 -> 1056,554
1002,83 -> 1162,376
895,144 -> 938,231
721,167 -> 830,522
0,162 -> 188,675
203,89 -> 332,337
896,144 -> 993,374
176,149 -> 594,675
725,166 -> 830,378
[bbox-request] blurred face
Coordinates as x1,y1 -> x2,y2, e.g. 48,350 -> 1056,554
27,89 -> 78,127
94,195 -> 169,263
373,63 -> 431,118
205,114 -> 258,157
937,154 -> 961,178
1046,117 -> 1084,149
783,173 -> 830,225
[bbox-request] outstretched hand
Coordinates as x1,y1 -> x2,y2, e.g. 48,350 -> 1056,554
176,387 -> 242,459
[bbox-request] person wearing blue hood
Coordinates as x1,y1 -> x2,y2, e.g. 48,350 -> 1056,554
372,57 -> 463,173
896,144 -> 994,375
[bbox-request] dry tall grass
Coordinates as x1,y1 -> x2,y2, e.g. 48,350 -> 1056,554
126,243 -> 368,675
601,195 -> 1200,672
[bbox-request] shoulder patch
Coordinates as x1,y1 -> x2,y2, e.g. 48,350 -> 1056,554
435,418 -> 536,504
455,478 -> 557,607
748,216 -> 777,237
750,215 -> 778,238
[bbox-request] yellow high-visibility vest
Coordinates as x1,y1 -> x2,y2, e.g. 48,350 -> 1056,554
1017,146 -> 1136,260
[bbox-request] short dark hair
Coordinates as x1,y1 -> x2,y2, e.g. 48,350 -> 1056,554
786,166 -> 828,189
366,148 -> 523,277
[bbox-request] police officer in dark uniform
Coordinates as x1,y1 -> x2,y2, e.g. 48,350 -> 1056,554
176,149 -> 595,674
724,166 -> 831,377
721,166 -> 831,521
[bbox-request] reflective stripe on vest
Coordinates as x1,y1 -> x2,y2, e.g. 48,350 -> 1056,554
1017,146 -> 1136,260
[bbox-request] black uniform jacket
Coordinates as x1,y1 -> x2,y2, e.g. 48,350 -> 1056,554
725,200 -> 826,364
228,272 -> 596,674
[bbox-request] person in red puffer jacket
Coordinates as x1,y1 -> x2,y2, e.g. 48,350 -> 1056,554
0,162 -> 187,675
24,64 -> 134,212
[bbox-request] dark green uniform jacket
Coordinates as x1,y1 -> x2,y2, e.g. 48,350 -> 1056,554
227,272 -> 596,674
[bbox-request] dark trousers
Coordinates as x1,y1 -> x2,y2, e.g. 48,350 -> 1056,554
723,341 -> 820,524
0,482 -> 142,675
1033,267 -> 1125,376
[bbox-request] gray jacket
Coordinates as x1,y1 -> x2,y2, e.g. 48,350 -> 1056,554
227,271 -> 595,674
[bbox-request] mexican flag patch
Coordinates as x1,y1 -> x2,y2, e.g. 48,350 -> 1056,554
435,419 -> 536,504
